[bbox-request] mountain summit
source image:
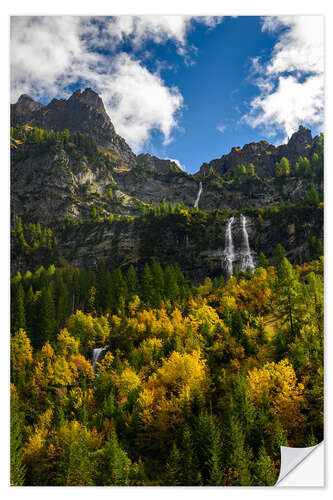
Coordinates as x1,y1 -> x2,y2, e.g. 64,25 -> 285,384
11,88 -> 136,166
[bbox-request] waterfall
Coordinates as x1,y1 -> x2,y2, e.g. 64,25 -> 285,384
239,214 -> 255,273
223,216 -> 235,275
92,345 -> 109,374
194,181 -> 203,208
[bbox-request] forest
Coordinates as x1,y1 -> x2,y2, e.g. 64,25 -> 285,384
11,250 -> 323,485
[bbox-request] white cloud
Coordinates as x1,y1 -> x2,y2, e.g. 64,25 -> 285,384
10,16 -> 93,99
217,124 -> 226,133
262,16 -> 323,75
11,16 -> 222,151
165,158 -> 186,171
245,16 -> 324,139
247,74 -> 323,139
99,54 -> 183,151
103,15 -> 222,49
104,16 -> 191,47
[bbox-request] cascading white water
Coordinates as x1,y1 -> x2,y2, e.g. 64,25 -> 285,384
194,181 -> 203,208
223,216 -> 235,275
92,345 -> 109,373
239,214 -> 255,273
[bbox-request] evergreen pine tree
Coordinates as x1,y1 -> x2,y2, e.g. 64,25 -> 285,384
12,283 -> 26,333
16,217 -> 25,249
10,392 -> 26,486
224,410 -> 253,486
165,443 -> 182,485
254,446 -> 276,486
96,434 -> 132,485
126,265 -> 139,297
275,257 -> 300,337
40,282 -> 56,345
258,252 -> 270,269
164,264 -> 179,300
142,263 -> 154,303
64,428 -> 94,486
270,420 -> 288,460
193,412 -> 222,484
274,244 -> 286,266
180,425 -> 201,485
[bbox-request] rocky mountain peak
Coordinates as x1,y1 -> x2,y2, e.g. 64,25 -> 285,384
11,94 -> 45,125
68,88 -> 106,113
17,94 -> 37,105
11,88 -> 136,167
287,126 -> 313,156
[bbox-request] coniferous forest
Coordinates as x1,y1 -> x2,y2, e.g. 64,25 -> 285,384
11,252 -> 323,486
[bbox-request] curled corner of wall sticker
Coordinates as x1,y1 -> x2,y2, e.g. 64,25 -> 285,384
275,441 -> 324,487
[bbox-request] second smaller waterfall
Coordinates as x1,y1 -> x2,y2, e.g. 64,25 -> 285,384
239,214 -> 255,273
194,181 -> 203,208
92,345 -> 109,374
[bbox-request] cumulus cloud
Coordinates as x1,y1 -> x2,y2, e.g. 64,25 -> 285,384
262,16 -> 323,75
104,16 -> 191,47
11,16 -> 221,150
245,16 -> 324,139
103,15 -> 222,49
99,54 -> 183,151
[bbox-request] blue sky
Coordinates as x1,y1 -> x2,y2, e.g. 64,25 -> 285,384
11,15 -> 324,173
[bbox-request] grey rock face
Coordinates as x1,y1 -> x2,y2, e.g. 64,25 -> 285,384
11,88 -> 136,167
199,127 -> 316,179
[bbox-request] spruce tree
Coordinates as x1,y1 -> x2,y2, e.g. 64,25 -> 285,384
224,409 -> 253,486
258,252 -> 270,269
275,257 -> 300,337
193,412 -> 222,484
254,446 -> 276,486
12,283 -> 26,333
64,428 -> 94,486
142,263 -> 154,304
96,434 -> 132,485
164,264 -> 179,300
10,393 -> 26,486
16,217 -> 25,249
165,443 -> 182,485
111,268 -> 127,312
180,425 -> 201,485
151,261 -> 164,306
40,283 -> 56,345
274,244 -> 286,266
127,264 -> 139,297
270,420 -> 288,460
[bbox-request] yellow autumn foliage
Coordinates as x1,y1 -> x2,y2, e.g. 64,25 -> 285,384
116,367 -> 141,397
57,328 -> 80,357
11,329 -> 33,373
247,359 -> 305,434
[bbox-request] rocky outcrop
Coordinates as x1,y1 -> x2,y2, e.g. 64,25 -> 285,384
11,94 -> 45,124
11,88 -> 136,167
199,126 -> 317,179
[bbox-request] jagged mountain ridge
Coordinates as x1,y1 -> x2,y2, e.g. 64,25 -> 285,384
199,126 -> 318,179
12,88 -> 319,179
10,88 -> 323,278
11,88 -> 321,225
